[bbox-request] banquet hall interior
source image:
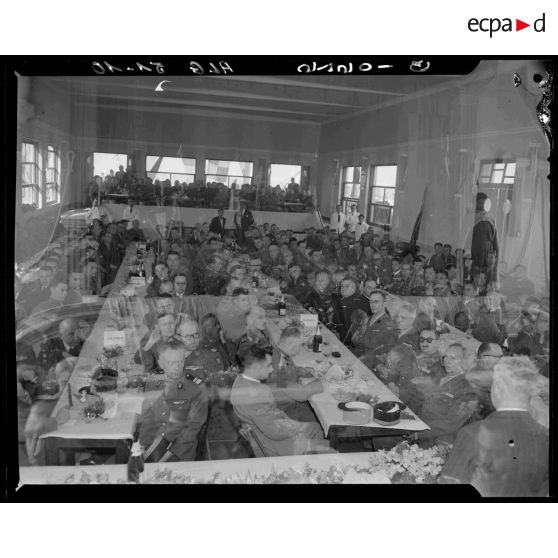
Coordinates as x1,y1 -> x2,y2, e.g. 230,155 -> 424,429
14,59 -> 551,493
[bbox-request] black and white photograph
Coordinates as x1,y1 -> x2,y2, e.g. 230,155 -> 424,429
5,54 -> 552,498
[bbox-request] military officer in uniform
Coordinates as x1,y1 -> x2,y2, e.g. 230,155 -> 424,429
138,341 -> 209,462
175,316 -> 235,393
331,277 -> 369,343
352,290 -> 398,365
282,263 -> 312,304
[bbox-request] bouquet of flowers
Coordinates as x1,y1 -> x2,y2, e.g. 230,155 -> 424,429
58,442 -> 451,485
374,441 -> 452,484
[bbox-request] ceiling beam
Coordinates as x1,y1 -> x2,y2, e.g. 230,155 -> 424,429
76,92 -> 336,118
201,75 -> 407,96
76,100 -> 322,126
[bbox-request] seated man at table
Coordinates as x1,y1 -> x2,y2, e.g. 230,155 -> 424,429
465,342 -> 504,420
230,346 -> 332,457
174,316 -> 231,390
408,343 -> 478,447
146,264 -> 170,298
331,277 -> 369,343
270,325 -> 324,422
37,317 -> 85,371
216,287 -> 252,342
439,356 -> 549,496
202,254 -> 229,296
127,219 -> 146,242
282,262 -> 312,305
393,303 -> 420,352
138,341 -> 209,462
415,328 -> 445,382
137,312 -> 177,374
31,274 -> 69,315
143,294 -> 176,330
172,273 -> 189,314
352,290 -> 397,363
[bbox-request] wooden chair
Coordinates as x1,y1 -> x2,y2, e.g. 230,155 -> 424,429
238,423 -> 268,458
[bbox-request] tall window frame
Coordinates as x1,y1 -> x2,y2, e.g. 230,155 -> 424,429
45,144 -> 61,205
369,164 -> 397,227
478,159 -> 516,186
340,166 -> 362,214
22,141 -> 41,209
269,163 -> 303,190
205,159 -> 254,189
145,155 -> 196,185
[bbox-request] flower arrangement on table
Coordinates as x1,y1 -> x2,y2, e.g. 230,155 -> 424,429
57,442 -> 451,485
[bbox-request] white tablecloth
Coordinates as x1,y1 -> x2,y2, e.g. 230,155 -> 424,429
261,295 -> 430,435
41,247 -> 154,442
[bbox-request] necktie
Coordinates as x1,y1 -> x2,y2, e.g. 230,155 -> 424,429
338,214 -> 340,223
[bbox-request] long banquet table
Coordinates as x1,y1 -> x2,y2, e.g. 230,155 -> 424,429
258,294 -> 430,449
39,246 -> 157,465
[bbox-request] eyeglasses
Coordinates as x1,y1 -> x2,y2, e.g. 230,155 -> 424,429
419,337 -> 435,343
385,360 -> 399,369
174,281 -> 187,286
482,354 -> 502,359
178,332 -> 199,340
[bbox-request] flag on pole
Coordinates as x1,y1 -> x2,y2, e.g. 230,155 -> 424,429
410,186 -> 428,250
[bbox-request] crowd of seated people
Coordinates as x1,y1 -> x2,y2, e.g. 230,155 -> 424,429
87,168 -> 314,212
15,202 -> 549,492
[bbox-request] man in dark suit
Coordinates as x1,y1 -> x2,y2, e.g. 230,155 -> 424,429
235,202 -> 254,245
209,208 -> 227,239
37,317 -> 84,370
440,356 -> 548,497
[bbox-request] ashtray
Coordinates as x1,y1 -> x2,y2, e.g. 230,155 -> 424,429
373,401 -> 406,426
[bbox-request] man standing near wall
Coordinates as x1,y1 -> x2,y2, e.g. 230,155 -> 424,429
330,204 -> 347,235
471,192 -> 498,275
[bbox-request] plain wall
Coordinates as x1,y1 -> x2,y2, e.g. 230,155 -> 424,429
315,60 -> 550,293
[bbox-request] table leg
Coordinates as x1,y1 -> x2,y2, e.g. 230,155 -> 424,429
115,440 -> 131,464
43,438 -> 60,466
328,428 -> 339,451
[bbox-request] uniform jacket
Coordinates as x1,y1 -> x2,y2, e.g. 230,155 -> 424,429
416,373 -> 478,444
284,274 -> 312,304
331,292 -> 369,342
351,312 -> 398,358
139,377 -> 209,461
304,289 -> 335,327
397,328 -> 421,352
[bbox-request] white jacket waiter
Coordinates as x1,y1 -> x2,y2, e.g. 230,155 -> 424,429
330,204 -> 347,235
346,204 -> 360,233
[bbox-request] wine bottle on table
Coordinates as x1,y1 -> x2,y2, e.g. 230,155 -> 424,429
276,352 -> 289,388
127,432 -> 144,484
278,294 -> 286,316
312,323 -> 323,353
